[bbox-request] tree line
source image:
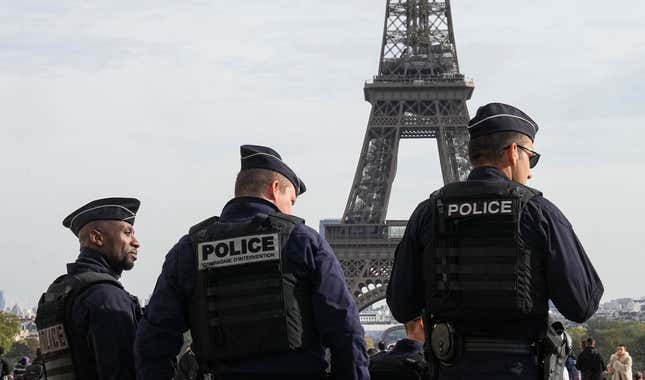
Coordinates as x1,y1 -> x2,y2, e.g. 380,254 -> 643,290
568,318 -> 645,371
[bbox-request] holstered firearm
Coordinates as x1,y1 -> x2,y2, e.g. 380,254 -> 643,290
422,313 -> 440,380
540,321 -> 570,380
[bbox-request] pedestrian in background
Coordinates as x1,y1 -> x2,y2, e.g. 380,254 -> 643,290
607,344 -> 632,380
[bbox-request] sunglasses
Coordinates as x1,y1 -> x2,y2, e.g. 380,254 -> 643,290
503,144 -> 541,168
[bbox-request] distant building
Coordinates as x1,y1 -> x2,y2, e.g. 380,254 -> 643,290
359,302 -> 394,324
318,219 -> 341,239
15,316 -> 38,341
0,290 -> 5,311
9,303 -> 21,316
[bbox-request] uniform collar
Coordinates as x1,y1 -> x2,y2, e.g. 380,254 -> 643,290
467,166 -> 511,181
67,247 -> 121,279
220,196 -> 280,222
391,338 -> 424,355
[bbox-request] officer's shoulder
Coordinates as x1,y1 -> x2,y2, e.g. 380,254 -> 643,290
288,219 -> 319,240
76,281 -> 131,309
525,192 -> 573,228
407,197 -> 434,218
368,351 -> 388,363
271,213 -> 322,246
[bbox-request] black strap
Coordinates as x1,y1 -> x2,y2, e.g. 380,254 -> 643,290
189,216 -> 220,236
463,337 -> 532,355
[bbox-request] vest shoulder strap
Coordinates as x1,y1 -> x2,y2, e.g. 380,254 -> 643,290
517,184 -> 541,205
267,211 -> 305,226
43,272 -> 122,303
189,216 -> 220,236
428,189 -> 441,200
70,271 -> 122,289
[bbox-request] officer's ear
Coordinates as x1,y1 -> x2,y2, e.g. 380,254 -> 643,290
506,143 -> 520,166
89,228 -> 105,247
268,179 -> 281,201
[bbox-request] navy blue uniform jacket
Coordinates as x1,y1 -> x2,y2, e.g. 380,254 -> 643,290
67,248 -> 141,380
387,166 -> 604,338
370,338 -> 424,363
135,197 -> 369,380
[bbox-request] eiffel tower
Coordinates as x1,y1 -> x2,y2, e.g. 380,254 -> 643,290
322,0 -> 474,310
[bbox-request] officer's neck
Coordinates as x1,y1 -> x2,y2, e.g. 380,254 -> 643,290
406,330 -> 425,344
474,164 -> 513,180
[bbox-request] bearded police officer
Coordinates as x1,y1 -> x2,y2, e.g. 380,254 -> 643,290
386,103 -> 604,379
135,145 -> 369,380
36,197 -> 143,380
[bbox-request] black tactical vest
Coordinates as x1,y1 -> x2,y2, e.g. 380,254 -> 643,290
188,212 -> 313,368
35,272 -> 123,380
423,180 -> 547,323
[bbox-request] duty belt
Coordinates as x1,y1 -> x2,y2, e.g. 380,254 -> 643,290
463,337 -> 533,355
429,322 -> 534,367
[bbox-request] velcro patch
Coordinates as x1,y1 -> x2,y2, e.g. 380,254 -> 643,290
198,233 -> 280,270
446,199 -> 515,217
38,324 -> 69,354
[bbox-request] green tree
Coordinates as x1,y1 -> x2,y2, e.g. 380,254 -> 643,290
585,318 -> 645,371
0,312 -> 19,352
5,338 -> 39,366
567,325 -> 588,356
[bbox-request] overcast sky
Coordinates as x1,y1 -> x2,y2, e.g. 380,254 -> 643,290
1,0 -> 643,308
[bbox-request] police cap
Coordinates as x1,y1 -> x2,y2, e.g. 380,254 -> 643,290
62,197 -> 140,236
240,145 -> 306,195
468,103 -> 539,141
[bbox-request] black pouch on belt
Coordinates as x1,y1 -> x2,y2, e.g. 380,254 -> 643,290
429,322 -> 462,368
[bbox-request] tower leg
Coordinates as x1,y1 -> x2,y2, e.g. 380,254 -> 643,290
343,104 -> 402,224
437,101 -> 471,183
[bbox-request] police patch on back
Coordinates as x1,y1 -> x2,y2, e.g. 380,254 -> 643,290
38,323 -> 69,354
198,233 -> 280,270
446,199 -> 515,217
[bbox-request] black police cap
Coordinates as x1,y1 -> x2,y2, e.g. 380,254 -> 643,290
240,145 -> 306,195
62,197 -> 140,236
468,103 -> 539,141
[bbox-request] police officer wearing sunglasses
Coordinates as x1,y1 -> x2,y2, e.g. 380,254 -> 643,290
387,102 -> 604,379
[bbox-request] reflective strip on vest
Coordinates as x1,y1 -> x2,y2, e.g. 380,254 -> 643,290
44,354 -> 75,379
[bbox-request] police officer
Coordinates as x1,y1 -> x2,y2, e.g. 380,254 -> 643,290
386,103 -> 604,379
369,316 -> 427,380
35,197 -> 142,380
134,145 -> 369,380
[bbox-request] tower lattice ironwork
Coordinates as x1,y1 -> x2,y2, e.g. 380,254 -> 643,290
323,0 -> 474,311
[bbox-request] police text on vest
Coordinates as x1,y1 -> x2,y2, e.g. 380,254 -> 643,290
447,200 -> 513,217
38,324 -> 69,354
198,233 -> 280,270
